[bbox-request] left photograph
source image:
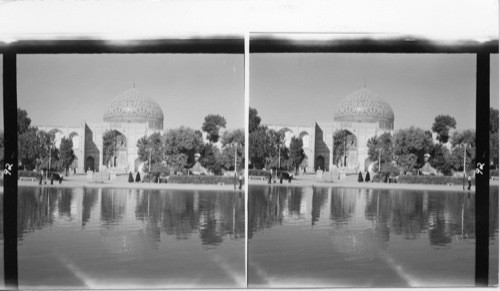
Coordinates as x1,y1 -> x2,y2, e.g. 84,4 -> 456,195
15,53 -> 245,288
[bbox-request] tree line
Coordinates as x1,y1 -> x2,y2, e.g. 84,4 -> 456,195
248,106 -> 499,178
104,114 -> 244,180
16,108 -> 76,175
249,108 -> 306,174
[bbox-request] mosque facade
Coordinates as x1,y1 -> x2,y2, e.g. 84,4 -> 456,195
266,88 -> 395,173
36,88 -> 164,174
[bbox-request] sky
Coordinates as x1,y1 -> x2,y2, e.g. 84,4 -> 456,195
5,54 -> 244,130
250,53 -> 499,131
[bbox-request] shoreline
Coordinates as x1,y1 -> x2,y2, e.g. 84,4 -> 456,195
6,177 -> 498,193
249,177 -> 499,192
13,179 -> 245,192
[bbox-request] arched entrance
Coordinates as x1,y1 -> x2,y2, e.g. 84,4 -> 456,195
47,129 -> 65,148
85,156 -> 95,171
103,130 -> 128,170
316,156 -> 325,171
334,130 -> 358,169
134,157 -> 142,173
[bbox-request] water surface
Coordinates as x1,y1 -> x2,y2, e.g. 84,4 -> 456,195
248,185 -> 498,287
18,187 -> 245,289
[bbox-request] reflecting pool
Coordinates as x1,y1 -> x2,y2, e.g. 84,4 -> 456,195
18,187 -> 245,289
248,185 -> 498,288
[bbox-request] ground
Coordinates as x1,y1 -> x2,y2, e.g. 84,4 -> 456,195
15,174 -> 243,191
249,172 -> 499,192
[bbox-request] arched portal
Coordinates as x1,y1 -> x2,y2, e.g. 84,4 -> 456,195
85,156 -> 95,171
47,129 -> 65,149
103,130 -> 128,170
299,131 -> 310,148
315,156 -> 325,171
69,132 -> 80,150
279,127 -> 294,147
334,130 -> 358,169
134,157 -> 143,173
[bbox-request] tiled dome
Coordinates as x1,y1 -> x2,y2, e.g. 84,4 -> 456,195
103,88 -> 164,129
334,88 -> 394,129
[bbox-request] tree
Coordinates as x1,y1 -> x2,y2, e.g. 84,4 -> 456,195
17,108 -> 31,134
491,132 -> 499,170
220,128 -> 245,172
449,129 -> 476,172
393,127 -> 433,174
167,153 -> 188,174
249,107 -> 261,133
428,143 -> 452,175
103,130 -> 126,167
18,127 -> 41,170
288,136 -> 305,174
59,137 -> 75,176
202,114 -> 227,143
432,115 -> 456,144
367,132 -> 394,171
199,143 -> 223,175
149,163 -> 170,182
221,128 -> 245,148
137,132 -> 165,172
490,107 -> 499,134
378,163 -> 400,181
332,130 -> 356,166
266,129 -> 288,170
221,143 -> 244,171
249,125 -> 269,169
164,126 -> 204,172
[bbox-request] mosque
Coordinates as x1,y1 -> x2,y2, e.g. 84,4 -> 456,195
266,88 -> 395,174
36,88 -> 164,174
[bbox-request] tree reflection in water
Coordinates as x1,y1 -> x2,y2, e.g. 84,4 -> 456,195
18,187 -> 58,240
249,186 -> 494,248
17,187 -> 245,248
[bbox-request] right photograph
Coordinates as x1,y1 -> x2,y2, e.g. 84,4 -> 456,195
248,39 -> 499,287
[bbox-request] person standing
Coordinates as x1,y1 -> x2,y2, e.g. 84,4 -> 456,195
467,174 -> 472,190
238,173 -> 243,190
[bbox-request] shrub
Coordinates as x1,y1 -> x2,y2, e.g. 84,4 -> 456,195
397,175 -> 475,185
18,170 -> 43,178
248,169 -> 268,177
128,172 -> 134,183
135,172 -> 141,182
168,175 -> 244,185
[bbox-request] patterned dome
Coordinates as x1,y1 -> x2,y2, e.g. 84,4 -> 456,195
334,88 -> 394,129
103,88 -> 164,129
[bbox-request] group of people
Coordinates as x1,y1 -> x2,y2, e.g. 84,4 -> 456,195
357,171 -> 371,183
38,170 -> 63,185
267,169 -> 292,184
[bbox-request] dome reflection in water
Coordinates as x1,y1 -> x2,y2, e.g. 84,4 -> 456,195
17,187 -> 245,289
248,185 -> 498,288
